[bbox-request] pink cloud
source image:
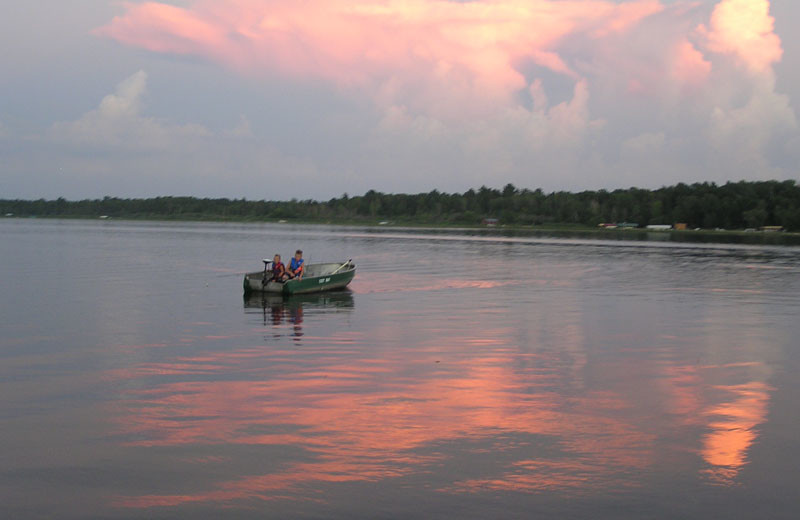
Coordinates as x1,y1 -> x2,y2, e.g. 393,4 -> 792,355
94,0 -> 792,168
100,2 -> 229,57
699,0 -> 782,74
673,39 -> 712,86
96,0 -> 665,115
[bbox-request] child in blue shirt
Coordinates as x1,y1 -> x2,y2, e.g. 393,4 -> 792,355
287,249 -> 304,280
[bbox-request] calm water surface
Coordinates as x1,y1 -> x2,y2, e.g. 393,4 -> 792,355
1,219 -> 799,519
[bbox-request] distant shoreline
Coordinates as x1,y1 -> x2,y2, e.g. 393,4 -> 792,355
5,214 -> 800,247
3,181 -> 799,235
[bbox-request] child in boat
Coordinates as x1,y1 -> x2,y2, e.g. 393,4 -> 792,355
287,250 -> 304,280
271,254 -> 287,282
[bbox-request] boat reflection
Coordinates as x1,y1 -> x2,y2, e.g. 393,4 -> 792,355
243,290 -> 354,342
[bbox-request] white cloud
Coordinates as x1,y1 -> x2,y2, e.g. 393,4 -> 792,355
708,72 -> 797,178
621,132 -> 666,158
224,115 -> 254,138
358,79 -> 607,192
97,69 -> 146,118
700,0 -> 782,74
0,71 -> 333,199
48,70 -> 210,149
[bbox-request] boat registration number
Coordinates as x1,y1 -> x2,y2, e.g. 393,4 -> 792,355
318,277 -> 331,284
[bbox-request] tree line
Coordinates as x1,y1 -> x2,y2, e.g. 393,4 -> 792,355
2,180 -> 799,231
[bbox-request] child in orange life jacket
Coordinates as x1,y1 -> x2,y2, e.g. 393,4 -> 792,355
271,254 -> 287,282
287,249 -> 304,280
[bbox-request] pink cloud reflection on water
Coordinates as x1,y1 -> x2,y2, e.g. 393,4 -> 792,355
110,327 -> 648,507
106,313 -> 773,509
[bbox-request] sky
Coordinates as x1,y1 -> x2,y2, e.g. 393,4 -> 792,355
1,0 -> 798,200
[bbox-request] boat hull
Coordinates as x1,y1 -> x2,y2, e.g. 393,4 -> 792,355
243,261 -> 356,295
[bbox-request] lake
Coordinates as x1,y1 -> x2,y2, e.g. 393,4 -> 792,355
2,219 -> 799,519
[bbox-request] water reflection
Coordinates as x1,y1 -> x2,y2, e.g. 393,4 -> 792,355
108,330 -> 775,509
243,291 -> 354,343
702,381 -> 771,484
99,242 -> 789,514
5,219 -> 798,519
111,349 -> 648,506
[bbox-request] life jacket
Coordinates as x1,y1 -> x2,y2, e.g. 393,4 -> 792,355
289,257 -> 304,276
271,261 -> 286,281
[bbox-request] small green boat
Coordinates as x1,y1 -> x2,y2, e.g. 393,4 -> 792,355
243,259 -> 356,295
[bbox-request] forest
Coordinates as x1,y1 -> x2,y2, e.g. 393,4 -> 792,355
2,180 -> 800,231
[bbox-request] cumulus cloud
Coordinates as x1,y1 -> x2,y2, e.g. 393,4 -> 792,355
0,71 -> 331,199
672,39 -> 712,87
694,1 -> 796,178
224,115 -> 254,138
362,78 -> 610,191
49,70 -> 210,149
700,0 -> 782,74
96,0 -> 666,118
708,74 -> 797,175
94,1 -> 794,111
